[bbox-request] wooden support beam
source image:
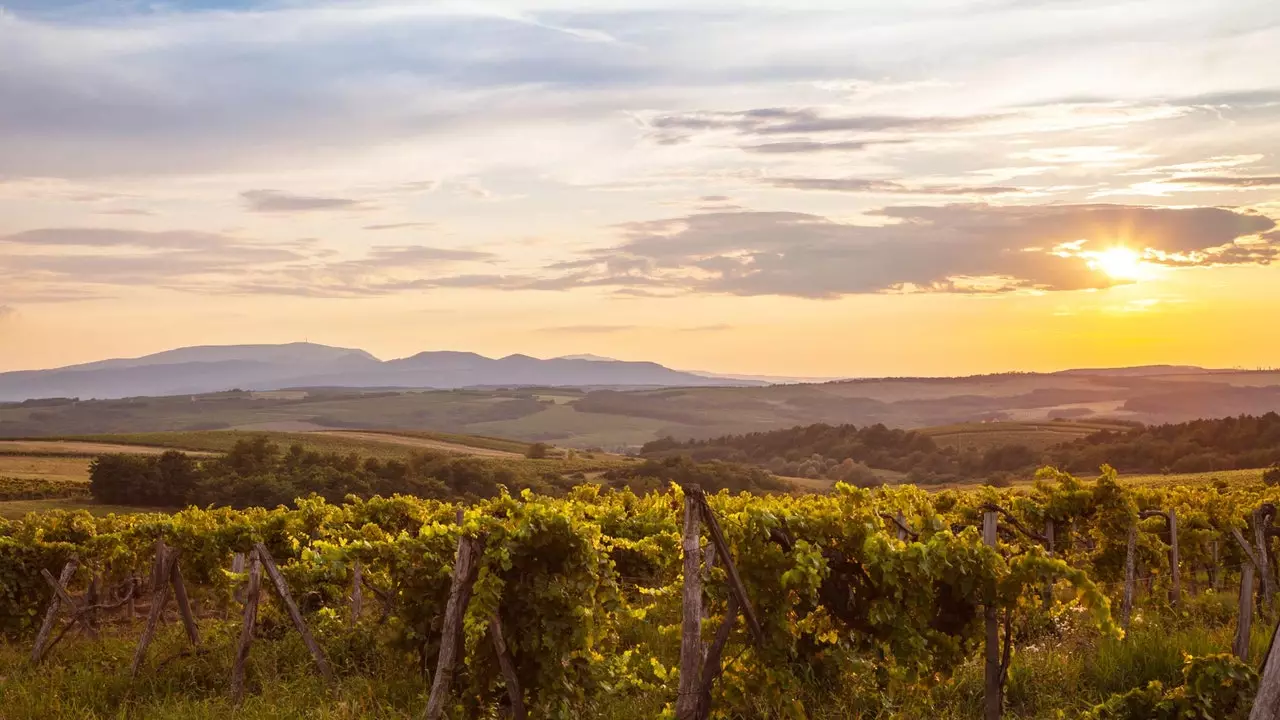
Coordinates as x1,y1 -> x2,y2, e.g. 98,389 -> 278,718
489,613 -> 526,720
983,509 -> 1001,720
696,595 -> 739,720
350,561 -> 363,629
31,559 -> 78,664
424,512 -> 483,720
1256,507 -> 1276,614
231,552 -> 246,607
1249,611 -> 1280,719
253,542 -> 334,684
1122,525 -> 1137,632
171,557 -> 200,647
692,489 -> 764,649
132,543 -> 179,677
1237,563 -> 1256,661
231,550 -> 262,702
676,489 -> 704,720
1168,510 -> 1181,609
1213,541 -> 1222,591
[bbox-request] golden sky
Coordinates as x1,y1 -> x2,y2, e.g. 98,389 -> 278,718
2,0 -> 1279,376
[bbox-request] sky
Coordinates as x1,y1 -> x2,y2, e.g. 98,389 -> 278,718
1,0 -> 1279,377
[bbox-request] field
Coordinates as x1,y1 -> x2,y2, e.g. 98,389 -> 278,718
921,420 -> 1134,452
0,498 -> 157,519
7,368 -> 1280,450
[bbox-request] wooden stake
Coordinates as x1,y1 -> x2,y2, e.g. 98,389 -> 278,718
171,557 -> 200,647
350,560 -> 363,629
696,594 -> 739,720
1122,525 -> 1137,632
489,614 -> 526,720
40,567 -> 95,641
86,573 -> 101,636
1237,563 -> 1256,661
1249,611 -> 1280,719
1168,510 -> 1181,609
1255,507 -> 1275,614
231,550 -> 262,702
1043,519 -> 1056,608
252,542 -> 334,683
983,509 -> 1001,720
1213,541 -> 1222,591
896,511 -> 908,542
424,514 -> 483,720
692,490 -> 764,649
676,490 -> 704,720
132,544 -> 179,677
231,552 -> 246,606
31,559 -> 78,663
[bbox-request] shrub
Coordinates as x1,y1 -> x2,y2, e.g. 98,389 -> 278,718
1264,464 -> 1280,487
526,442 -> 551,459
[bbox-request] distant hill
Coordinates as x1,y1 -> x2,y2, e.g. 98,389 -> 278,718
0,343 -> 764,402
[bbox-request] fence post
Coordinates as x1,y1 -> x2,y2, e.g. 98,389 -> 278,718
676,488 -> 704,720
1043,519 -> 1056,608
1236,564 -> 1256,661
896,511 -> 908,542
1122,525 -> 1137,632
1255,507 -> 1275,614
231,549 -> 262,702
1212,541 -> 1222,591
350,561 -> 363,629
424,511 -> 483,720
983,509 -> 1001,720
1168,510 -> 1181,609
31,558 -> 78,664
1249,611 -> 1280,719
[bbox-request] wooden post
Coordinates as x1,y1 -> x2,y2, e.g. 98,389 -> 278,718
696,595 -> 739,720
1168,510 -> 1181,608
231,550 -> 262,702
170,557 -> 200,647
252,542 -> 334,683
32,559 -> 78,663
1213,541 -> 1222,591
676,490 -> 704,720
693,491 -> 764,648
424,514 -> 483,720
231,552 -> 247,605
86,573 -> 101,636
1042,519 -> 1056,607
983,509 -> 1001,720
132,544 -> 179,677
40,568 -> 95,640
1236,563 -> 1256,661
350,560 -> 363,629
896,511 -> 908,542
1255,507 -> 1275,614
1122,525 -> 1137,631
1249,612 -> 1280,719
489,614 -> 526,720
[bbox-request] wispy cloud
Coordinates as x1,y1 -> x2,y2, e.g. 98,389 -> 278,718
242,190 -> 367,213
538,324 -> 638,333
364,222 -> 435,231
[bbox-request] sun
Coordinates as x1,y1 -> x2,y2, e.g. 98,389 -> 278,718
1088,246 -> 1148,281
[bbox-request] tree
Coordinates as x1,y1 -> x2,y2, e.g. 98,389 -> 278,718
526,442 -> 551,459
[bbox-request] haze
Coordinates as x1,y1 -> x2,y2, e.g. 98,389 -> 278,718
2,0 -> 1279,377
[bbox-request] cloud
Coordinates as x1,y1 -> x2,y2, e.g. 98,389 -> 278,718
765,177 -> 1021,196
364,222 -> 435,231
538,324 -> 638,333
1165,176 -> 1280,188
95,208 -> 156,216
528,204 -> 1278,298
0,228 -> 496,300
241,190 -> 366,213
0,305 -> 14,320
741,139 -> 907,154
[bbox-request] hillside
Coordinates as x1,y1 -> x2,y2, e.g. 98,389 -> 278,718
0,343 -> 763,402
4,367 -> 1280,450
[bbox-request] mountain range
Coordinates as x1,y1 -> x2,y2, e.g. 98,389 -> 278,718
0,343 -> 774,402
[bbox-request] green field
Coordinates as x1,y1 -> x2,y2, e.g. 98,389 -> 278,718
921,420 -> 1134,452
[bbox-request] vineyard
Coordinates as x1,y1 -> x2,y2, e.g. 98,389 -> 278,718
4,468 -> 1280,718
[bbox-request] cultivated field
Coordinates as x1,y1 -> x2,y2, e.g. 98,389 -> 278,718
921,420 -> 1134,452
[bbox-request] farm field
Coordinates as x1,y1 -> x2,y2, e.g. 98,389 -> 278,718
0,454 -> 92,482
920,420 -> 1134,452
0,498 -> 158,519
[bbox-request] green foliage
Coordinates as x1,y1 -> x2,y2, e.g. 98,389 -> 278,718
525,442 -> 551,459
0,475 -> 90,501
1084,654 -> 1257,719
1263,464 -> 1280,487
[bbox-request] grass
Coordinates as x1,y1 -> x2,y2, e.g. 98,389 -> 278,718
0,596 -> 1266,719
0,455 -> 92,482
467,403 -> 675,449
1117,467 -> 1265,488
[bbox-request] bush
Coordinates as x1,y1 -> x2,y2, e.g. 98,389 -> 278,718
1084,653 -> 1256,719
1264,464 -> 1280,487
526,442 -> 551,459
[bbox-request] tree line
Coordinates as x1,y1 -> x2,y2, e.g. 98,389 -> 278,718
642,412 -> 1280,484
89,436 -> 788,509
